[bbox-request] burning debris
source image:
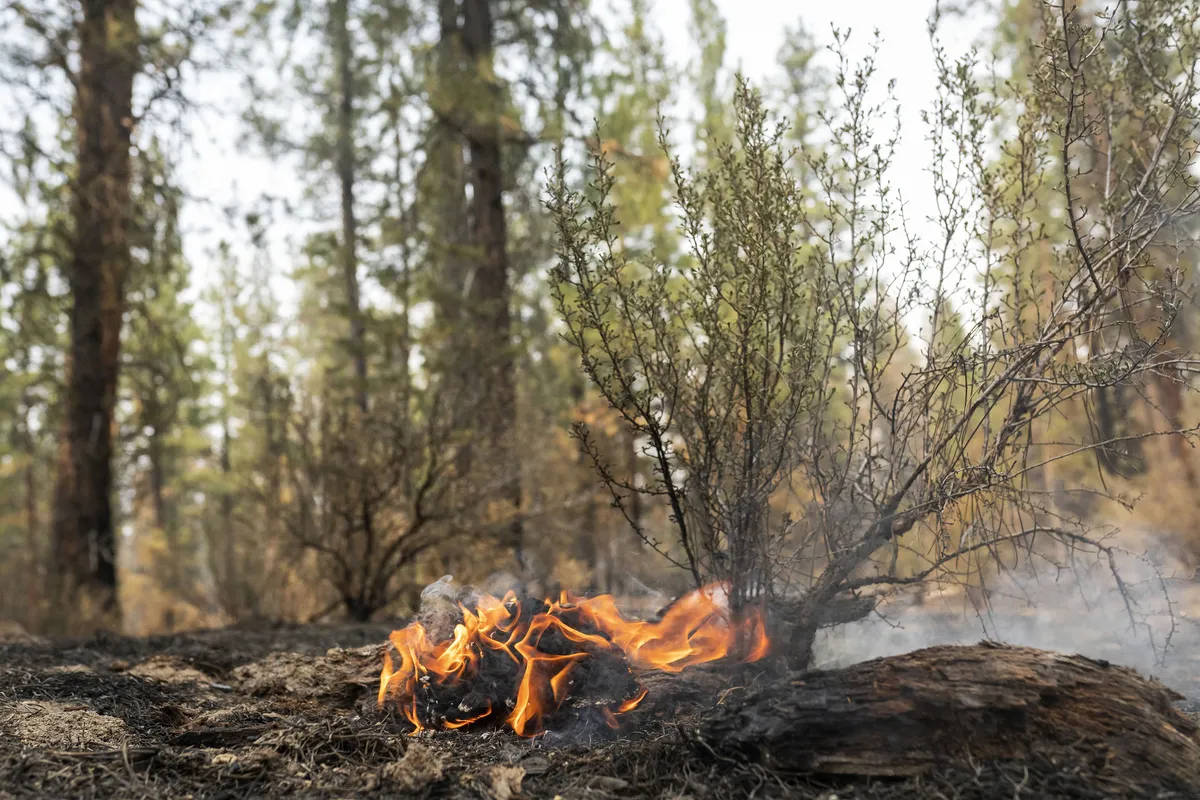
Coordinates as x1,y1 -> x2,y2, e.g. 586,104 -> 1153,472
377,580 -> 769,736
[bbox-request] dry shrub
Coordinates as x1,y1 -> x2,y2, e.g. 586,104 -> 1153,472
550,3 -> 1200,663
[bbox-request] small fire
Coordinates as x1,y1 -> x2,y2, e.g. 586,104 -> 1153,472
377,582 -> 769,736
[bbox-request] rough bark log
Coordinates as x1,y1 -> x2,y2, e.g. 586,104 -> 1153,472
695,642 -> 1199,792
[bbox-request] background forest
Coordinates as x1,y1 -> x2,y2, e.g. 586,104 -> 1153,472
0,0 -> 1198,643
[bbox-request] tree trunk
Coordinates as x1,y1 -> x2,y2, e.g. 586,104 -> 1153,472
331,0 -> 367,415
219,400 -> 237,614
22,411 -> 40,630
330,0 -> 378,595
148,429 -> 167,533
261,367 -> 284,611
461,0 -> 521,562
50,0 -> 139,632
18,271 -> 44,629
390,107 -> 413,412
430,0 -> 473,425
430,0 -> 466,338
695,642 -> 1199,792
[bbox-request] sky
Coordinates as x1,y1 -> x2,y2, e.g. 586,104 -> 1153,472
171,0 -> 986,302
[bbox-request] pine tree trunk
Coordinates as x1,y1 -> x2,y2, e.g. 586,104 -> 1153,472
50,0 -> 139,632
330,0 -> 378,598
429,0 -> 478,536
18,277 -> 43,628
219,406 -> 237,614
461,0 -> 522,561
332,0 -> 367,414
431,0 -> 470,401
22,413 -> 40,630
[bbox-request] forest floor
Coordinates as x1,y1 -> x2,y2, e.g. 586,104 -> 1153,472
1,608 -> 1198,800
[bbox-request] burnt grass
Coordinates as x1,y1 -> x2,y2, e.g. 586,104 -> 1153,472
1,621 -> 1198,800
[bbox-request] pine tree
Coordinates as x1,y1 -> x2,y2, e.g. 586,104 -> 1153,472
46,0 -> 140,630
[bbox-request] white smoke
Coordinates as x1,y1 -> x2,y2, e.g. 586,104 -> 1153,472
813,548 -> 1198,697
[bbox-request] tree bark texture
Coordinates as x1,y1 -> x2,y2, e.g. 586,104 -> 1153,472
696,642 -> 1199,792
432,0 -> 469,330
460,0 -> 522,559
429,0 -> 476,510
51,0 -> 139,630
330,0 -> 380,613
331,0 -> 368,414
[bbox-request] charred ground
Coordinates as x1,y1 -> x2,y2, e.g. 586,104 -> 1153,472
1,619 -> 1198,800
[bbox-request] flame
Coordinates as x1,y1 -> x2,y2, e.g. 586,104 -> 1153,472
617,685 -> 649,713
378,582 -> 769,736
444,701 -> 492,729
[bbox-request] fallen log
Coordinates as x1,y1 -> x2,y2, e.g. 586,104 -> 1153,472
696,641 -> 1199,793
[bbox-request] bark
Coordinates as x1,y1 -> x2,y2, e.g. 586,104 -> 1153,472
696,642 -> 1200,791
18,273 -> 43,627
330,0 -> 379,615
461,0 -> 521,560
219,399 -> 236,613
432,0 -> 468,323
331,0 -> 367,414
51,0 -> 139,631
261,369 -> 284,563
430,0 -> 473,491
205,274 -> 240,620
390,113 -> 413,410
148,431 -> 167,533
22,411 -> 40,630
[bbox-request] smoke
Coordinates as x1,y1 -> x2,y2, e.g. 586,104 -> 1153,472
812,547 -> 1199,697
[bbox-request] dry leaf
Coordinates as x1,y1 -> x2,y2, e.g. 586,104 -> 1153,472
380,742 -> 446,792
488,765 -> 525,800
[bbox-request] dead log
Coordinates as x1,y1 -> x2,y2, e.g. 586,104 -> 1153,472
696,642 -> 1199,792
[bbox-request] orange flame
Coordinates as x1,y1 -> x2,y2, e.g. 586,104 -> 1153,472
377,582 -> 768,736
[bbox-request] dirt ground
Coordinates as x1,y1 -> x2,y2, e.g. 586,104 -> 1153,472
1,617 -> 1197,800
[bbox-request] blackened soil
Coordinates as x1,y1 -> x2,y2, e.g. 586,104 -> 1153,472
0,621 -> 1196,799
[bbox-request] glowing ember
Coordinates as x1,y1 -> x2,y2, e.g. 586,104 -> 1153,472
377,582 -> 769,736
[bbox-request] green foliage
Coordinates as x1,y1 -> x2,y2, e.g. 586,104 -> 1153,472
0,121 -> 69,628
552,4 -> 1200,664
551,80 -> 830,608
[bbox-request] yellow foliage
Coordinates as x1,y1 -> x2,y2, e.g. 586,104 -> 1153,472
649,156 -> 669,181
499,115 -> 523,136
